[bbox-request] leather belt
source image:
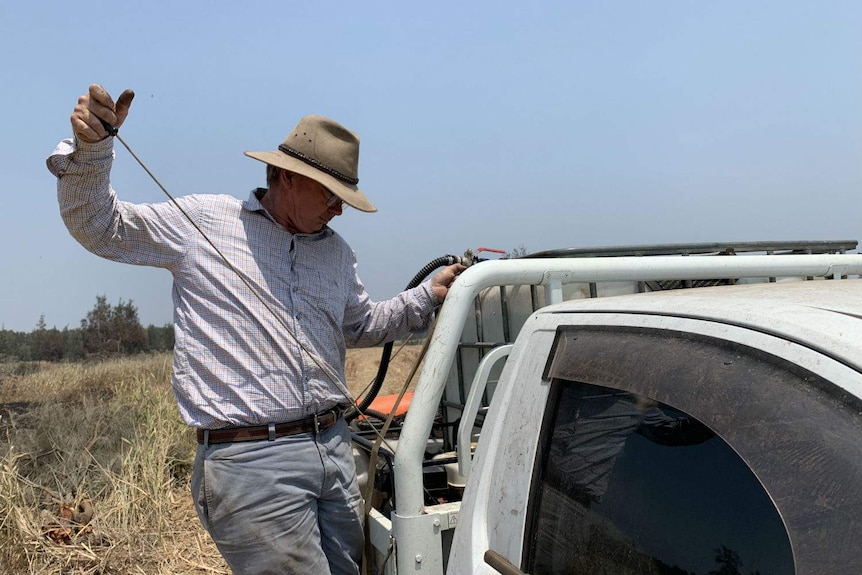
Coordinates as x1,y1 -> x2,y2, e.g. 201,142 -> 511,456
197,408 -> 341,445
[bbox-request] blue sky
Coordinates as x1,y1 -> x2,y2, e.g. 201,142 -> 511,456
1,1 -> 859,332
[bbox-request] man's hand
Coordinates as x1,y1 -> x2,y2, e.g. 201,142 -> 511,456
430,263 -> 467,304
70,84 -> 135,143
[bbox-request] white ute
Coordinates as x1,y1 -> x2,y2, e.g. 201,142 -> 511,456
352,242 -> 862,575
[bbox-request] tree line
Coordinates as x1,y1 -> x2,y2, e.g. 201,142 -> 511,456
0,295 -> 174,362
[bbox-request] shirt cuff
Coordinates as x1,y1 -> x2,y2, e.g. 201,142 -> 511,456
420,281 -> 442,307
73,136 -> 115,161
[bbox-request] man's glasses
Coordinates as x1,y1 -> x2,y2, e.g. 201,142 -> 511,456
325,190 -> 345,209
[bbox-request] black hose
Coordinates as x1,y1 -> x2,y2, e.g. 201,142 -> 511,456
344,255 -> 464,422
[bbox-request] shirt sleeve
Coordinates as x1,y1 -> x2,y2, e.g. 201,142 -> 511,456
341,256 -> 438,348
47,137 -> 197,270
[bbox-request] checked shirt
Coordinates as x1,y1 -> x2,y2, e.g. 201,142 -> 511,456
48,137 -> 437,429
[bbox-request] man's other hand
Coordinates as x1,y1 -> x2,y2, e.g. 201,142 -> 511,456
430,263 -> 467,304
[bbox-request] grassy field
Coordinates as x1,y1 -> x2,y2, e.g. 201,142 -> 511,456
0,344 -> 425,574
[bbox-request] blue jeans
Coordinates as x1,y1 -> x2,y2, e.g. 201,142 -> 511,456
191,418 -> 363,574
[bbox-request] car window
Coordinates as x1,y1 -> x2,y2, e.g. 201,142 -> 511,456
527,380 -> 794,575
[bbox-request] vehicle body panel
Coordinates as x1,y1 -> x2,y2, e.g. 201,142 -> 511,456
450,279 -> 862,574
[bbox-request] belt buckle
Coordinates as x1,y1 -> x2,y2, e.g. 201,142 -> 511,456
313,412 -> 320,435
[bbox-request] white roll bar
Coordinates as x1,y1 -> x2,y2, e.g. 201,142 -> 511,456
393,254 -> 862,517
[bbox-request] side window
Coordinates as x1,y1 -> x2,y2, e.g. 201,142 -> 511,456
526,380 -> 794,575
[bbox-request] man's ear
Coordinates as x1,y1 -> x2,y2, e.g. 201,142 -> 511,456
280,170 -> 293,189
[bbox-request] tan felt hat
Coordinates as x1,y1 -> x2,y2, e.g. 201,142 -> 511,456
244,115 -> 376,213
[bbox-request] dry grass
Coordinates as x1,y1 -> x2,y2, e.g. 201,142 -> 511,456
346,341 -> 426,399
0,344 -> 426,574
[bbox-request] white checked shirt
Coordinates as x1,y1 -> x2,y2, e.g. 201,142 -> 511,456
47,137 -> 438,429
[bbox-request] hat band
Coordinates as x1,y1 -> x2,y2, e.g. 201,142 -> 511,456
278,144 -> 359,186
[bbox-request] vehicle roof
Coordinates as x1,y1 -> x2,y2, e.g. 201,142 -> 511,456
541,278 -> 862,370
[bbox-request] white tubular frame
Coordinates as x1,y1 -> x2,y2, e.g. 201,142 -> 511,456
457,344 -> 514,479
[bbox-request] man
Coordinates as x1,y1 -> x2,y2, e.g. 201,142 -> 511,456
47,84 -> 464,574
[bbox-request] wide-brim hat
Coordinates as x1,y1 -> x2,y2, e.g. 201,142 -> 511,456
244,115 -> 377,213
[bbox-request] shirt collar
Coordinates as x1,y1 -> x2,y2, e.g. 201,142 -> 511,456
242,188 -> 269,214
242,188 -> 333,238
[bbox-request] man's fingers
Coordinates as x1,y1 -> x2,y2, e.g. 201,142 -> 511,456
433,264 -> 466,287
84,84 -> 119,129
445,264 -> 467,284
87,84 -> 134,127
88,84 -> 115,111
114,89 -> 135,128
72,85 -> 134,139
70,115 -> 103,143
70,94 -> 107,143
430,264 -> 466,303
88,99 -> 118,126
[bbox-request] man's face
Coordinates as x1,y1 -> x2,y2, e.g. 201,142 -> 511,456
273,171 -> 344,234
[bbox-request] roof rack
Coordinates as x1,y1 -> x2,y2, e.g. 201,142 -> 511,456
525,240 -> 858,259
